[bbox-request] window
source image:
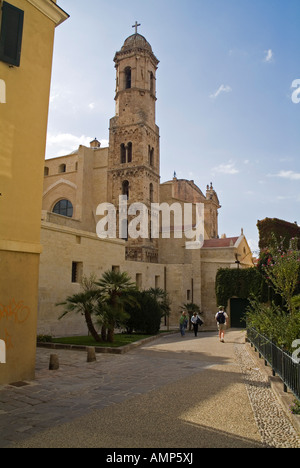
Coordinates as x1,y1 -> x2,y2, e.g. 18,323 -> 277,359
127,142 -> 132,163
122,180 -> 129,199
136,273 -> 142,290
150,183 -> 154,203
59,163 -> 66,173
120,144 -> 126,164
124,67 -> 131,89
53,199 -> 73,218
112,265 -> 120,273
149,146 -> 154,166
72,262 -> 83,284
0,2 -> 24,67
120,143 -> 133,164
44,167 -> 49,176
150,72 -> 154,95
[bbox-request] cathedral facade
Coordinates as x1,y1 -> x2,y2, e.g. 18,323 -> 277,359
39,30 -> 253,336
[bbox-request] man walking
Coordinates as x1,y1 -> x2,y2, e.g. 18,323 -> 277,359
215,306 -> 228,343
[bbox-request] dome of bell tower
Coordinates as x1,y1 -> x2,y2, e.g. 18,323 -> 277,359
121,33 -> 153,53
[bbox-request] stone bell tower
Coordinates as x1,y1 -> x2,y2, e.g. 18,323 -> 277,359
107,24 -> 160,263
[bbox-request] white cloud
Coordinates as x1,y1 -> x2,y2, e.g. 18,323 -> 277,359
209,84 -> 232,100
264,49 -> 274,63
88,102 -> 96,110
47,133 -> 92,147
212,161 -> 239,175
46,132 -> 109,159
269,170 -> 300,180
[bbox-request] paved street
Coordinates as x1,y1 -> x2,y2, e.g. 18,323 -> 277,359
0,330 -> 299,448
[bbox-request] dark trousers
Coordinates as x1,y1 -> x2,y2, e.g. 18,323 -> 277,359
192,324 -> 199,336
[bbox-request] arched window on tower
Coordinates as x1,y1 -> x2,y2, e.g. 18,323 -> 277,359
150,72 -> 154,95
122,180 -> 130,200
149,147 -> 154,166
150,183 -> 154,203
124,67 -> 131,89
120,144 -> 126,164
127,142 -> 132,163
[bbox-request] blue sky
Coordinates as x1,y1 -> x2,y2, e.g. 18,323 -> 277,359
46,0 -> 300,254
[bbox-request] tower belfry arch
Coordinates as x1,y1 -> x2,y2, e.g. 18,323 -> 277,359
107,29 -> 160,263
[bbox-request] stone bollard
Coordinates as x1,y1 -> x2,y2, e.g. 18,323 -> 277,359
49,354 -> 59,370
87,347 -> 96,363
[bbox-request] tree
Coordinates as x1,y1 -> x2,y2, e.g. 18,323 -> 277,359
125,289 -> 163,335
147,288 -> 171,328
95,271 -> 137,343
262,236 -> 300,315
57,286 -> 101,342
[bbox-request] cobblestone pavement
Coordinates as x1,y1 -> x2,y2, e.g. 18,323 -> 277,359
0,331 -> 299,448
235,344 -> 300,448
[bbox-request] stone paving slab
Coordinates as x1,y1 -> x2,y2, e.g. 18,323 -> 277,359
0,330 -> 299,448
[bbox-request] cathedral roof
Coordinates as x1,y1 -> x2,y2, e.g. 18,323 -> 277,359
202,237 -> 239,248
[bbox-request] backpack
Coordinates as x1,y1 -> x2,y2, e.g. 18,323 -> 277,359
197,317 -> 203,326
217,311 -> 226,324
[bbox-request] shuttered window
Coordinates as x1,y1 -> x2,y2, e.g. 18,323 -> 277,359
0,1 -> 24,67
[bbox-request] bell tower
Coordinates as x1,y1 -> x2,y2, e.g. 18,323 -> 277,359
107,25 -> 160,263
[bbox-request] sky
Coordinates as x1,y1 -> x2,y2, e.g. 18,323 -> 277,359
46,0 -> 300,254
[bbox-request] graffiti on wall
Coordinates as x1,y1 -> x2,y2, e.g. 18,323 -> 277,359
0,299 -> 31,358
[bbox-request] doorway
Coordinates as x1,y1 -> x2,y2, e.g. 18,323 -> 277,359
230,298 -> 249,328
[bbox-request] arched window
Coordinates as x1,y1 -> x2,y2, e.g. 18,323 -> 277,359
127,142 -> 132,163
44,167 -> 49,176
53,199 -> 73,218
122,180 -> 129,200
59,163 -> 66,173
150,72 -> 154,95
149,146 -> 154,166
120,144 -> 126,164
150,183 -> 154,203
120,143 -> 133,164
124,67 -> 131,89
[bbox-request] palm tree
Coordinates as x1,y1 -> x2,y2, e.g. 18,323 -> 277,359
57,289 -> 101,342
95,270 -> 137,343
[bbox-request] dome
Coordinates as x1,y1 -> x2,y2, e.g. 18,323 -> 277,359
120,34 -> 153,54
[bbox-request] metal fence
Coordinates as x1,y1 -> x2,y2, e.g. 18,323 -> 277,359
247,327 -> 300,401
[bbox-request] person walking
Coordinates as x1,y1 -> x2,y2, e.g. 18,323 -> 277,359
179,312 -> 188,337
191,312 -> 203,337
215,306 -> 228,343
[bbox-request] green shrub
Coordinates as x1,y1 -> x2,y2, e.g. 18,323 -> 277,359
125,290 -> 162,335
37,335 -> 53,343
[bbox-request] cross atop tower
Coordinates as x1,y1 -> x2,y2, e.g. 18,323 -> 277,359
132,21 -> 141,34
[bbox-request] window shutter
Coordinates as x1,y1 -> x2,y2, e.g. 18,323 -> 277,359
0,1 -> 24,67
